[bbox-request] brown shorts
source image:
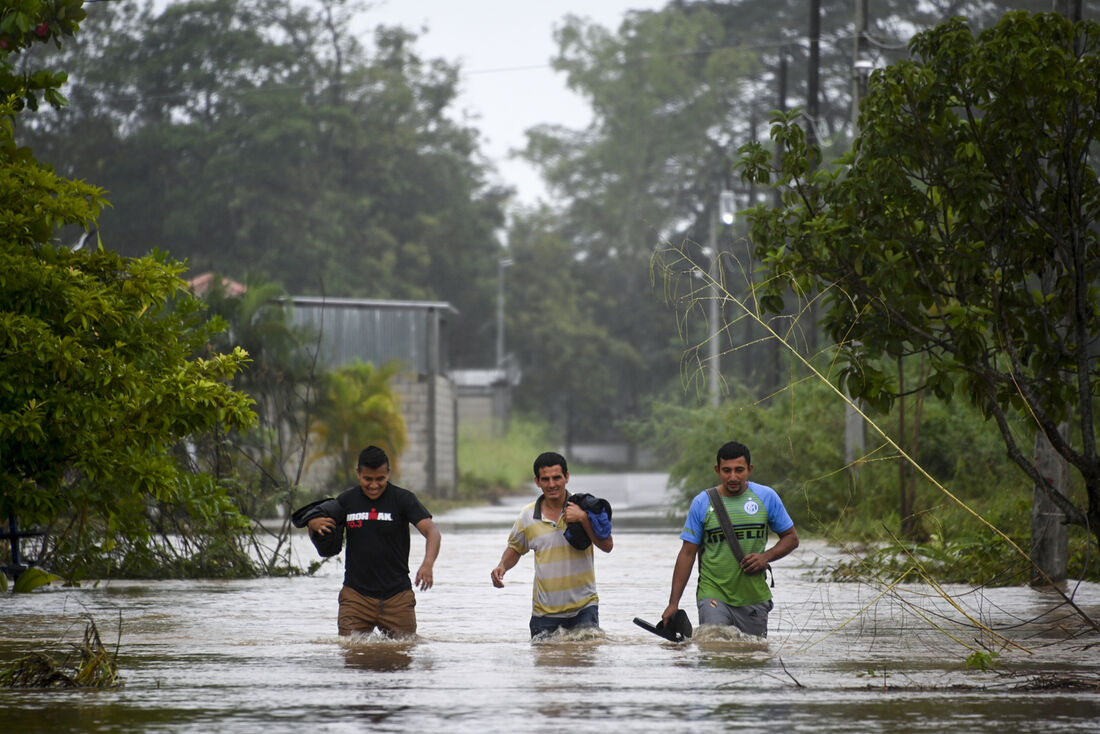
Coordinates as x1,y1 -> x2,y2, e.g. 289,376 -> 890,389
337,586 -> 417,637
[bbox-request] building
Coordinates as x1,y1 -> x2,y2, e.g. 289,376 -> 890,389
286,296 -> 458,498
451,361 -> 520,438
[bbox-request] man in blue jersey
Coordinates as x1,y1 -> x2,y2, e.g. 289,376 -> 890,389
661,441 -> 799,637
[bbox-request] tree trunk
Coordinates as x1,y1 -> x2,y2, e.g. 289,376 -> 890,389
897,357 -> 928,540
1030,425 -> 1069,587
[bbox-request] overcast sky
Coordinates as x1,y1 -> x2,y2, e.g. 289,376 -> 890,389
366,1 -> 666,209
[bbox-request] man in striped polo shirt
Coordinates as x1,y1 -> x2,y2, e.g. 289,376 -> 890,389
491,451 -> 614,637
661,441 -> 799,638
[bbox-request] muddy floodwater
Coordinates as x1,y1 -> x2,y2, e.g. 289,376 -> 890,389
2,479 -> 1098,733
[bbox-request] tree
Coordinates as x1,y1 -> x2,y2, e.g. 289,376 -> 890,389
505,211 -> 643,449
515,0 -> 1014,439
190,277 -> 324,573
20,0 -> 508,369
739,11 -> 1100,553
516,5 -> 763,439
310,360 -> 407,487
0,0 -> 256,580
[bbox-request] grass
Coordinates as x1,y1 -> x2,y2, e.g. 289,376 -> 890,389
456,416 -> 553,500
0,616 -> 121,689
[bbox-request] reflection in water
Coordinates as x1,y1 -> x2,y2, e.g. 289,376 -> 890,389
530,631 -> 606,722
339,633 -> 415,672
692,624 -> 771,669
335,704 -> 412,725
531,627 -> 605,668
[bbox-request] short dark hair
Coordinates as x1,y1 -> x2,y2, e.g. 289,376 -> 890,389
358,445 -> 390,470
716,441 -> 751,466
533,451 -> 568,477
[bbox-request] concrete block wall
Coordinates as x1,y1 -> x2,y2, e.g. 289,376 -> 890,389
434,375 -> 456,497
292,372 -> 456,499
392,373 -> 456,498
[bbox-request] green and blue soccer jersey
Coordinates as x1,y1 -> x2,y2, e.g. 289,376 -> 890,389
680,482 -> 794,607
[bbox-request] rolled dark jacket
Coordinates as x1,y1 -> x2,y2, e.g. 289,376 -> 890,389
563,492 -> 613,551
291,497 -> 347,558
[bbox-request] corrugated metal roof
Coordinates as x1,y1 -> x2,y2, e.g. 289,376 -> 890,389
284,296 -> 458,314
285,296 -> 454,375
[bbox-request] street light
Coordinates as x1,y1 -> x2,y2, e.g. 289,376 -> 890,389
719,189 -> 737,225
851,0 -> 874,129
705,189 -> 737,407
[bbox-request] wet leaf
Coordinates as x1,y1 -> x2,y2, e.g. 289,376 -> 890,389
964,650 -> 1000,671
13,566 -> 62,593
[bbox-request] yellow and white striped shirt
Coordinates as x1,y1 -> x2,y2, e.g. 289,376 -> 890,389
507,495 -> 599,617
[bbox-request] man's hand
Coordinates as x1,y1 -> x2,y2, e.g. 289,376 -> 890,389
740,552 -> 768,575
563,502 -> 587,524
661,604 -> 680,625
415,563 -> 434,590
490,564 -> 507,588
307,516 -> 335,536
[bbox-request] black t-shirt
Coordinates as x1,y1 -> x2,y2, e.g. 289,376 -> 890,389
337,483 -> 432,599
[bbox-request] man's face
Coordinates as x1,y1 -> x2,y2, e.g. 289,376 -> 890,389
357,464 -> 390,500
714,456 -> 753,496
535,464 -> 568,503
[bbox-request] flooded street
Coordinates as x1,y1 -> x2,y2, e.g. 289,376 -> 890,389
2,476 -> 1098,732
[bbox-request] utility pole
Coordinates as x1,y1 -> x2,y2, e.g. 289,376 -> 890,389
1051,0 -> 1083,22
705,188 -> 736,407
807,0 -> 821,156
707,205 -> 720,408
496,257 -> 513,368
773,46 -> 787,210
845,0 -> 870,474
852,0 -> 871,129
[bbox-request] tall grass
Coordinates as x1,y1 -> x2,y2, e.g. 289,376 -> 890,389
627,373 -> 1098,584
457,416 -> 553,499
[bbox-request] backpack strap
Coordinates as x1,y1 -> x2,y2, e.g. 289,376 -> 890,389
705,487 -> 774,587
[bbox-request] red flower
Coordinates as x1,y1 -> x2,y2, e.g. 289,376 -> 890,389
35,22 -> 49,38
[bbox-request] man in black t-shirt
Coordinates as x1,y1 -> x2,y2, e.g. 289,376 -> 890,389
307,445 -> 441,637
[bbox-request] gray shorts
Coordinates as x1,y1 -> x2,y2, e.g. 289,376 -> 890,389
697,597 -> 773,637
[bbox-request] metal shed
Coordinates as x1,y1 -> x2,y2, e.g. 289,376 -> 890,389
285,296 -> 455,376
285,296 -> 458,497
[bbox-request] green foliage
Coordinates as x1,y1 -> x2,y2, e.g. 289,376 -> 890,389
0,2 -> 258,581
828,494 -> 1100,585
457,415 -> 553,497
504,212 -> 644,445
630,377 -> 847,515
629,368 -> 1046,550
0,239 -> 258,580
0,0 -> 85,111
198,277 -> 319,503
739,11 -> 1100,549
512,4 -> 765,442
0,617 -> 120,688
831,530 -> 1030,586
964,650 -> 1001,672
19,0 -> 507,368
311,360 -> 407,488
512,1 -> 997,440
12,566 -> 61,593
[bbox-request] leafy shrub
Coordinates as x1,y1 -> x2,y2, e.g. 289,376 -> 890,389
457,416 -> 553,497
